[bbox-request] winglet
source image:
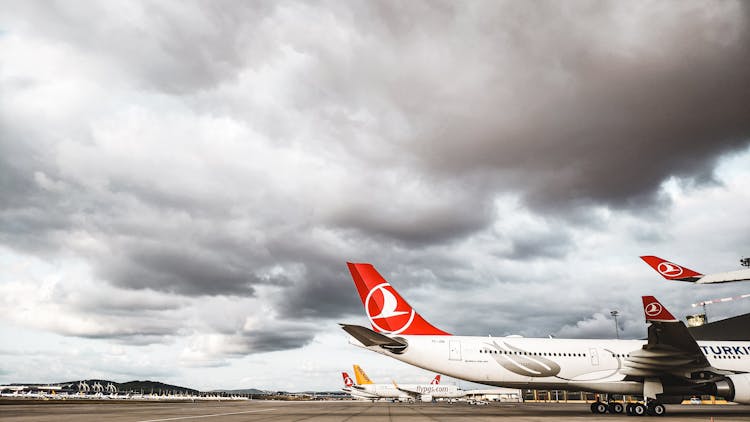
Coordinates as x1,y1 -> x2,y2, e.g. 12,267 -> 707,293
430,375 -> 441,385
642,296 -> 678,322
346,262 -> 450,335
639,256 -> 703,281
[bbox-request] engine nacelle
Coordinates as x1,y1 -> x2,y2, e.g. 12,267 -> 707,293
714,373 -> 750,404
420,394 -> 433,402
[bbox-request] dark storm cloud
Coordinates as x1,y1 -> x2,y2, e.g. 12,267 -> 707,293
387,2 -> 750,212
2,0 -> 750,354
99,243 -> 259,296
506,228 -> 572,261
236,326 -> 315,354
276,260 -> 363,319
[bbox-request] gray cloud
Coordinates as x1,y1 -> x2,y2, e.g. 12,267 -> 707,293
1,0 -> 749,364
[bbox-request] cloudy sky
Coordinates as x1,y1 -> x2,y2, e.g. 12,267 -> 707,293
1,1 -> 749,391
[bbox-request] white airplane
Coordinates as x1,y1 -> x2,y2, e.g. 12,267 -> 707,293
341,262 -> 750,416
342,365 -> 462,402
641,256 -> 750,284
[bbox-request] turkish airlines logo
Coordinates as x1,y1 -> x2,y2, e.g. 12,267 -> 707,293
657,262 -> 683,277
343,375 -> 354,387
365,283 -> 415,334
645,302 -> 663,317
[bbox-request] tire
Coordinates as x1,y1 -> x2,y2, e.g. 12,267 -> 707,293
626,403 -> 635,416
591,402 -> 607,414
609,402 -> 624,414
648,402 -> 666,416
633,403 -> 647,416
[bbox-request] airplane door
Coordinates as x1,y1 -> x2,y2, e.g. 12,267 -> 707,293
589,348 -> 599,366
449,340 -> 462,361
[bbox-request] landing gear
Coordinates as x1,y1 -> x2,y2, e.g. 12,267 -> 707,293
630,402 -> 647,416
592,399 -> 665,416
590,401 -> 624,415
608,402 -> 624,414
646,401 -> 665,416
623,401 -> 664,417
590,401 -> 608,414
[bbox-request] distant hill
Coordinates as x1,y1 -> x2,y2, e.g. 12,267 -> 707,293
8,379 -> 278,396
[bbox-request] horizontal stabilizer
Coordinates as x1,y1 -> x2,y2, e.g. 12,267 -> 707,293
341,324 -> 408,351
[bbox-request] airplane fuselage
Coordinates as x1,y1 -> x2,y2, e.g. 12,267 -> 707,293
349,383 -> 464,400
353,335 -> 750,395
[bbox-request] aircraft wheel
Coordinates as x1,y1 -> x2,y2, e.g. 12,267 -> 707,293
647,402 -> 665,416
608,402 -> 624,414
591,401 -> 608,414
625,403 -> 634,416
632,403 -> 647,416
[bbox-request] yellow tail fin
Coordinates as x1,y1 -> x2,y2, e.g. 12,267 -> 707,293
353,365 -> 373,385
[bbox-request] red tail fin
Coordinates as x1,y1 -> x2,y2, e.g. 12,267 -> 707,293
342,372 -> 354,387
347,263 -> 450,335
430,375 -> 441,385
642,296 -> 678,322
640,256 -> 703,281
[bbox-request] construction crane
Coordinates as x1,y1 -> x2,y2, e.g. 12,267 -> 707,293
691,293 -> 750,323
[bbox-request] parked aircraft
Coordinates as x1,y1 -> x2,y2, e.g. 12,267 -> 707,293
341,262 -> 750,416
341,365 -> 461,402
640,256 -> 750,284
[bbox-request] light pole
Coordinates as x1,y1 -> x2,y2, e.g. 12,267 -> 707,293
610,310 -> 620,339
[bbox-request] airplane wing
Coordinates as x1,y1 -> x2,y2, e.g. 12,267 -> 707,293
622,296 -> 714,379
390,381 -> 420,399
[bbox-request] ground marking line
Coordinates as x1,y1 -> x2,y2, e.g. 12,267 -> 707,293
134,408 -> 276,422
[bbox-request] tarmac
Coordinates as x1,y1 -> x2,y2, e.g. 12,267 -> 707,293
2,400 -> 750,421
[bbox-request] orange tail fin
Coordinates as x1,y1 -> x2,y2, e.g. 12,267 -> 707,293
353,365 -> 374,385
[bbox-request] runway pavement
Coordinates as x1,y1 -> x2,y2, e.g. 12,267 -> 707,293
2,400 -> 750,421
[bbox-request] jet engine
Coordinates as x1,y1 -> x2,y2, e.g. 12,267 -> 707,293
714,373 -> 750,404
420,394 -> 433,402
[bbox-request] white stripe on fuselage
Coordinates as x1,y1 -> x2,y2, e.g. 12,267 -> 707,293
354,335 -> 750,394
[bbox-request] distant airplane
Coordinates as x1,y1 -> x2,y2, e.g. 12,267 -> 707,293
640,255 -> 750,284
342,365 -> 459,402
341,262 -> 750,416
